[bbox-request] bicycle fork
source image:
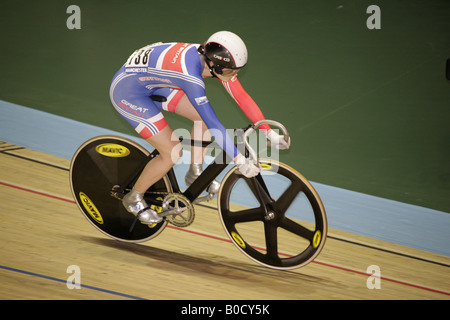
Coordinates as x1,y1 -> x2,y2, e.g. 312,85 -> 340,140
250,175 -> 277,221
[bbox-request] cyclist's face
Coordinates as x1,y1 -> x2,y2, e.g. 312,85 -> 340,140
215,68 -> 239,82
221,68 -> 238,76
203,57 -> 241,82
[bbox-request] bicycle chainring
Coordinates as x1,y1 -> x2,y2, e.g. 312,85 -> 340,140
162,193 -> 195,227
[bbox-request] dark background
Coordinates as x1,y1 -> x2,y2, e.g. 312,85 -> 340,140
1,0 -> 449,212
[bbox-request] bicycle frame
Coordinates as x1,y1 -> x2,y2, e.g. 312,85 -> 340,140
114,121 -> 280,205
170,138 -> 232,202
162,137 -> 274,212
113,138 -> 232,204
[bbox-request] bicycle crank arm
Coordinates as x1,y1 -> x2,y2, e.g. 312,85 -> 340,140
193,193 -> 215,204
158,207 -> 187,217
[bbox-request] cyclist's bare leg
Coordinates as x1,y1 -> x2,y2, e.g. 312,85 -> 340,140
134,126 -> 182,193
123,126 -> 182,224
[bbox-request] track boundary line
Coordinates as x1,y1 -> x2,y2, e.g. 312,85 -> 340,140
0,265 -> 146,300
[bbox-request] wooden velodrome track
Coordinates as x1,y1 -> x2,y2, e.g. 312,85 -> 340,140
0,141 -> 449,300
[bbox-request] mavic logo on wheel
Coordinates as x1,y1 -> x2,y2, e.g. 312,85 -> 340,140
79,192 -> 104,224
312,230 -> 321,248
95,143 -> 130,158
231,231 -> 246,249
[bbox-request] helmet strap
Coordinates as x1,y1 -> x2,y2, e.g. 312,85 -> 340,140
199,45 -> 221,78
205,58 -> 219,79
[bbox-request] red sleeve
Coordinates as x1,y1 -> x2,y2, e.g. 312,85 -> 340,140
221,76 -> 271,132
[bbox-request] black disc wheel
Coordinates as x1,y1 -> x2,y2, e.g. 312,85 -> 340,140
218,159 -> 327,270
69,135 -> 170,242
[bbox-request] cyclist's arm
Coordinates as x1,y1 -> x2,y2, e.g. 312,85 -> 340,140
221,76 -> 290,150
184,85 -> 240,159
169,45 -> 240,160
221,76 -> 271,132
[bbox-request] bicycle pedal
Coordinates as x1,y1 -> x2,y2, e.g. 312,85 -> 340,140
110,185 -> 125,200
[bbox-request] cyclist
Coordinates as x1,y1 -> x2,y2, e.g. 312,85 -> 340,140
109,31 -> 290,224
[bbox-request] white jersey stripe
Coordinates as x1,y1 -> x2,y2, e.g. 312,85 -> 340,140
180,44 -> 198,74
162,90 -> 179,111
155,43 -> 176,69
148,67 -> 205,89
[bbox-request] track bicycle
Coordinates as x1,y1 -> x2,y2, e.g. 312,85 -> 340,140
69,120 -> 327,270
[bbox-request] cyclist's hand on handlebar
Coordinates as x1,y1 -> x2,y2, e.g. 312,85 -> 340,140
234,154 -> 261,178
266,129 -> 291,150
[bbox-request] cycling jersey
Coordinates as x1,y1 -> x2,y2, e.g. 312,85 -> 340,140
110,42 -> 269,159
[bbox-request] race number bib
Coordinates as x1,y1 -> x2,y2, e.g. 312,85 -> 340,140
125,48 -> 153,67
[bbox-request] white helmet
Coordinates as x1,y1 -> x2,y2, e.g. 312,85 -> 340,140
202,31 -> 248,72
